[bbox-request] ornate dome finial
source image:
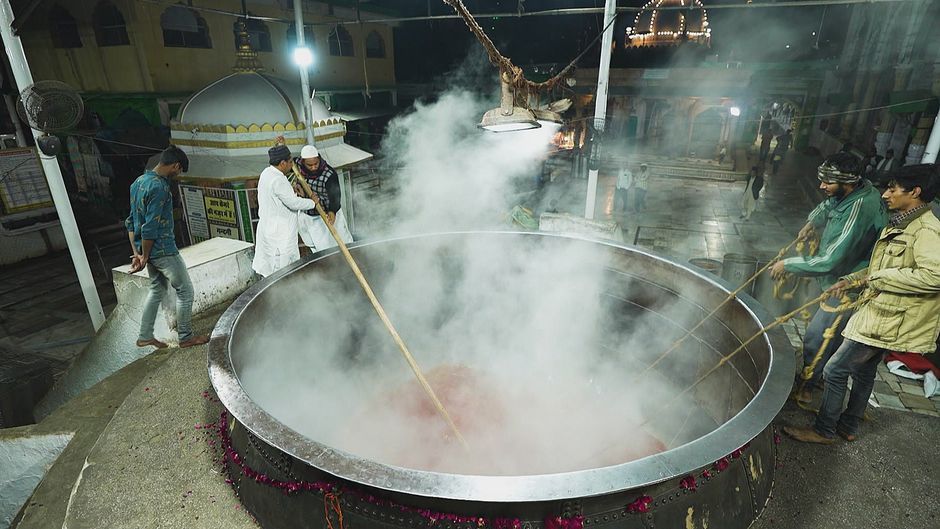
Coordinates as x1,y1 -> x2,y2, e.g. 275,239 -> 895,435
233,18 -> 264,72
626,0 -> 711,48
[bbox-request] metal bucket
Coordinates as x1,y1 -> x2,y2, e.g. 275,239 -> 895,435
721,253 -> 758,295
688,258 -> 723,278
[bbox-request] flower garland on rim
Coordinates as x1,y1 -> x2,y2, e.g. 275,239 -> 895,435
208,409 -> 775,528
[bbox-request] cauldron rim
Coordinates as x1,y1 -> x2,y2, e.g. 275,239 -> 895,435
208,231 -> 793,502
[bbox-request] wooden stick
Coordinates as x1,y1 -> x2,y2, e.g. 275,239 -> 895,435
639,237 -> 800,376
580,290 -> 833,466
291,162 -> 469,450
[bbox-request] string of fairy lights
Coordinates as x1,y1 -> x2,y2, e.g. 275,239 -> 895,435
626,0 -> 712,46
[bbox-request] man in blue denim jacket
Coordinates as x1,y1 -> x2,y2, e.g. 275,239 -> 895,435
125,146 -> 209,349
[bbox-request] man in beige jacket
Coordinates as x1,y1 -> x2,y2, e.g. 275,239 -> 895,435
786,164 -> 940,444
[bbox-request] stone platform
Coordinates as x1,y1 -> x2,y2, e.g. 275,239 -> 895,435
34,238 -> 255,421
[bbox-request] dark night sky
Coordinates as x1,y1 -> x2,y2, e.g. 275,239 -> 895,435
386,1 -> 854,82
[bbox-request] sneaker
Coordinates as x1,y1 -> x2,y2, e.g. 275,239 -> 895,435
179,335 -> 210,348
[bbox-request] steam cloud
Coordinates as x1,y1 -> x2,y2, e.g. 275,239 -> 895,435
236,49 -> 752,476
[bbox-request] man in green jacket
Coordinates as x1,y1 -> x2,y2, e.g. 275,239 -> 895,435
785,164 -> 940,444
771,153 -> 887,401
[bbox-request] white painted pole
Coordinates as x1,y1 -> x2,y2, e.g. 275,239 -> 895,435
0,0 -> 106,330
294,0 -> 315,145
921,112 -> 940,164
585,0 -> 616,220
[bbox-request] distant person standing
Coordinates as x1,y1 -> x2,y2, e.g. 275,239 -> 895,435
125,146 -> 209,349
615,163 -> 633,214
634,163 -> 650,211
872,148 -> 897,183
771,129 -> 792,175
252,143 -> 317,277
759,119 -> 774,163
740,166 -> 764,221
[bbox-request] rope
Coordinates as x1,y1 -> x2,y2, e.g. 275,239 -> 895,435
324,491 -> 346,529
645,285 -> 869,425
587,287 -> 865,463
793,285 -> 875,410
772,237 -> 816,301
442,0 -> 617,95
639,236 -> 801,376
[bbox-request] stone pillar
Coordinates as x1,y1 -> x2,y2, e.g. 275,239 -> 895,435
840,75 -> 866,137
905,114 -> 934,166
854,73 -> 885,138
876,66 -> 913,156
635,98 -> 647,140
921,112 -> 940,164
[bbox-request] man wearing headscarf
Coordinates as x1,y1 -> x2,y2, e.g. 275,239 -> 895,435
294,144 -> 353,251
251,144 -> 317,277
770,153 -> 887,402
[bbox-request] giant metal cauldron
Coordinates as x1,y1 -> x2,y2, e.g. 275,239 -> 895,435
208,232 -> 794,529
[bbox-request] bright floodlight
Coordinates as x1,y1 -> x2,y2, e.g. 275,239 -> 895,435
293,47 -> 313,67
479,71 -> 540,132
729,106 -> 741,117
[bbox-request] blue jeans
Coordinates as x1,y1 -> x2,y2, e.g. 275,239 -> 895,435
801,302 -> 852,387
813,339 -> 886,438
139,253 -> 195,342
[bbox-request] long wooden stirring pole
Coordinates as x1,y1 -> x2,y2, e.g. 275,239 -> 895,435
291,162 -> 469,450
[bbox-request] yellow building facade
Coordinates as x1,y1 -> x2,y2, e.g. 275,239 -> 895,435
18,0 -> 396,96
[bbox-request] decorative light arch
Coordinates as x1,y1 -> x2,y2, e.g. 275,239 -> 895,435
625,0 -> 711,48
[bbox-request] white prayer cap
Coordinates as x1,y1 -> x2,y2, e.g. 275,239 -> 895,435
300,145 -> 319,159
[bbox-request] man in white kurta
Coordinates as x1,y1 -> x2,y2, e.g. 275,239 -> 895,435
252,144 -> 316,277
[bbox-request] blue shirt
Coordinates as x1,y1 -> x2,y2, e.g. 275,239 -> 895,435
124,170 -> 178,258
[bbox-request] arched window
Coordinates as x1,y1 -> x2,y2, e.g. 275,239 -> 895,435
286,23 -> 315,50
233,14 -> 271,52
328,26 -> 353,57
49,5 -> 82,48
93,1 -> 130,47
161,5 -> 212,49
365,30 -> 385,58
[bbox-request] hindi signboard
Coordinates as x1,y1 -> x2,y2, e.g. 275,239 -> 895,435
181,185 -> 209,242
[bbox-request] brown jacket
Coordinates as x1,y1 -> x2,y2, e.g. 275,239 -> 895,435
843,207 -> 940,353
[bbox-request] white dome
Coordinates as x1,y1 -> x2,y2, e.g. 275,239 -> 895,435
177,72 -> 334,125
309,97 -> 333,122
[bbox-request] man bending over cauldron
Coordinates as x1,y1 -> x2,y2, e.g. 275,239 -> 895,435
770,153 -> 886,403
785,164 -> 940,444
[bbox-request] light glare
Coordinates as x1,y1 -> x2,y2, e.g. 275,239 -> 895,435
293,47 -> 313,67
